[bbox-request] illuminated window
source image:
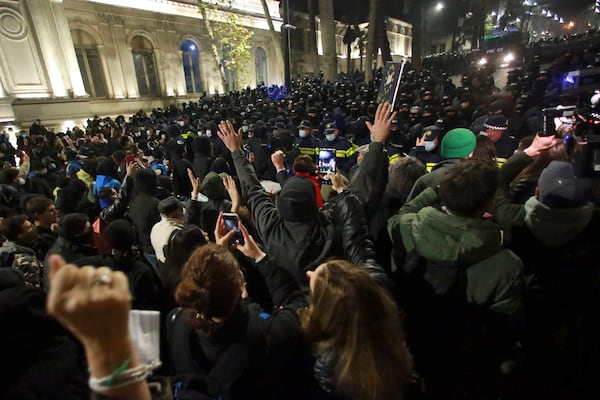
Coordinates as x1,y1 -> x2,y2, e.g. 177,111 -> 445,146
131,36 -> 160,97
254,47 -> 267,85
71,30 -> 107,97
181,40 -> 202,93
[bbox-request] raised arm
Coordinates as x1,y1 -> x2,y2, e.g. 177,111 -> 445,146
218,120 -> 281,238
214,213 -> 305,309
46,255 -> 151,400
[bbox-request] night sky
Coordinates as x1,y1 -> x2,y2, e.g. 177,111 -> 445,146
289,0 -> 594,25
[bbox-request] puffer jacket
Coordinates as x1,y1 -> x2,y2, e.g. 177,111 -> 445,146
389,188 -> 524,315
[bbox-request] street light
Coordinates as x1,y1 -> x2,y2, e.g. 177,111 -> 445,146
436,2 -> 444,11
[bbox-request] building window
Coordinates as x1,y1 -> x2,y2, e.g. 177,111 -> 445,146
222,46 -> 236,92
404,37 -> 410,55
181,40 -> 202,93
439,43 -> 446,53
254,47 -> 267,85
131,36 -> 160,97
71,30 -> 107,97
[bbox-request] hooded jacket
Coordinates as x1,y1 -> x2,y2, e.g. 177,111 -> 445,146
389,188 -> 524,315
493,152 -> 600,289
494,150 -> 600,248
407,158 -> 462,201
233,150 -> 327,285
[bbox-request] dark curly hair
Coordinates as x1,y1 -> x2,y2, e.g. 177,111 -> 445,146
175,243 -> 243,335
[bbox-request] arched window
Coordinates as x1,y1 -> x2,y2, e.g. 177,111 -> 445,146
222,46 -> 236,92
254,47 -> 267,86
131,36 -> 159,97
181,40 -> 202,93
71,29 -> 107,97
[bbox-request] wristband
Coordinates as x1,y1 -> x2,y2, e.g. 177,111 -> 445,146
89,359 -> 161,393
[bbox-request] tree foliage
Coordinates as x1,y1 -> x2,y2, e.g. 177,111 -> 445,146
197,0 -> 253,90
212,14 -> 254,87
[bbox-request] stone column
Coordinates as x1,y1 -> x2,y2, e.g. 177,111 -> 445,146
49,0 -> 87,97
97,15 -> 126,99
23,0 -> 69,97
108,16 -> 138,98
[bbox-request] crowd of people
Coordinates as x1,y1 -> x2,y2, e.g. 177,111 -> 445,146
1,43 -> 600,400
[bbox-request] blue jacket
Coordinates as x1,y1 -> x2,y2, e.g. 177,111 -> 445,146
93,175 -> 121,209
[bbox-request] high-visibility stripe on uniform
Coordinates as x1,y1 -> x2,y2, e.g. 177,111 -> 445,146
181,131 -> 196,139
335,145 -> 357,158
389,153 -> 402,164
298,147 -> 317,156
425,162 -> 437,172
496,158 -> 507,167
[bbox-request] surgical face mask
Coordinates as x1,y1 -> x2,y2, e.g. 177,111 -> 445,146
206,130 -> 212,138
17,177 -> 25,185
424,141 -> 436,152
177,121 -> 185,127
242,125 -> 249,133
325,133 -> 336,142
298,129 -> 307,138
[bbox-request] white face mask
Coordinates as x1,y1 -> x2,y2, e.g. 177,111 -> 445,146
206,130 -> 212,138
325,133 -> 336,142
177,121 -> 185,127
424,141 -> 436,152
298,129 -> 307,138
17,177 -> 25,186
242,126 -> 249,133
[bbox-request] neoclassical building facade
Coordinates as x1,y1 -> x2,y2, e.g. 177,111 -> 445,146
0,0 -> 284,127
0,0 -> 411,130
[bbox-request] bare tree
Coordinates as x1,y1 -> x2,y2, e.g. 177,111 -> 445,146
199,3 -> 228,91
307,0 -> 320,74
343,24 -> 358,74
365,0 -> 378,81
259,0 -> 284,74
318,0 -> 337,81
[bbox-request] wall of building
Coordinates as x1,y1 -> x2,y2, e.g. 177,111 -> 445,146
0,0 -> 284,128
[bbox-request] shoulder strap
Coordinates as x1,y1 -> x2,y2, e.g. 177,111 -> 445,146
205,303 -> 272,398
163,228 -> 181,261
167,308 -> 202,375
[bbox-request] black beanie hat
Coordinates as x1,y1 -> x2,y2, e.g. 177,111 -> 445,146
133,168 -> 157,195
103,219 -> 135,250
57,213 -> 89,240
278,176 -> 318,223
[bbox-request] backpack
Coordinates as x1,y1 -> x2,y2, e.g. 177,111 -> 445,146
167,303 -> 272,400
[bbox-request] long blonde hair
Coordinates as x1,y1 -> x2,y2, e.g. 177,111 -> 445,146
302,260 -> 412,400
